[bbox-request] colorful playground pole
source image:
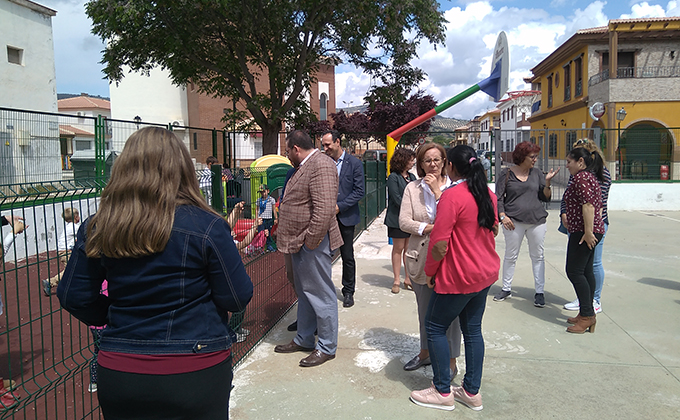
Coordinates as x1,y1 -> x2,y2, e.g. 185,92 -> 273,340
386,32 -> 509,173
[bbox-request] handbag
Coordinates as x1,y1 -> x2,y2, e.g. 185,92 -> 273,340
404,234 -> 430,284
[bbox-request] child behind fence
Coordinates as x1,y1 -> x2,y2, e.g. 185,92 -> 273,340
42,207 -> 80,296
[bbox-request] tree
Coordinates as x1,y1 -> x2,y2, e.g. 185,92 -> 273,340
330,110 -> 370,152
367,90 -> 437,146
87,0 -> 446,154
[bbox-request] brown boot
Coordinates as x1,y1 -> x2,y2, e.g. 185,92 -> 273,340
566,315 -> 596,334
567,313 -> 586,324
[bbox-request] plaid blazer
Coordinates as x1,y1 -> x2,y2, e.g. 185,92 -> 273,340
277,151 -> 343,254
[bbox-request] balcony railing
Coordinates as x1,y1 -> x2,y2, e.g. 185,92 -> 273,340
589,66 -> 680,86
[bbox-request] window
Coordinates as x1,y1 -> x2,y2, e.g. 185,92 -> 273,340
546,74 -> 553,108
574,56 -> 583,97
7,46 -> 22,65
75,140 -> 92,151
193,132 -> 198,150
320,93 -> 328,121
549,134 -> 558,157
563,63 -> 571,102
602,51 -> 636,78
566,131 -> 577,155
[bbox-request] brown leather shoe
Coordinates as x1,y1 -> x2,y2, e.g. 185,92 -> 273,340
299,349 -> 335,367
274,340 -> 315,354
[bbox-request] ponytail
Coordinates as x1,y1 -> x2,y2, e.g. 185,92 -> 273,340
568,147 -> 604,182
447,145 -> 496,231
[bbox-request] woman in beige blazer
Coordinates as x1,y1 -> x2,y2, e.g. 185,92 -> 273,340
399,143 -> 461,374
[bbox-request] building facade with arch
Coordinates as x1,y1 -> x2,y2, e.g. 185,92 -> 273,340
527,17 -> 680,180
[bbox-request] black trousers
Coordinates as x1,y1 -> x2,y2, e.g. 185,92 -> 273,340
338,220 -> 357,296
566,232 -> 604,317
98,356 -> 233,420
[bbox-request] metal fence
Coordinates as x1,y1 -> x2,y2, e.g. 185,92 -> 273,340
0,107 -> 388,420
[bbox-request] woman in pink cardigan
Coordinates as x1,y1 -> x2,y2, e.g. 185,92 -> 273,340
410,145 -> 500,412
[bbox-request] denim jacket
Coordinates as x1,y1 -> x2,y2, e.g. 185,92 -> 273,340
57,205 -> 253,355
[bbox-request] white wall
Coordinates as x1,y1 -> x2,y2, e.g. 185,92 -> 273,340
109,67 -> 189,150
0,0 -> 57,112
488,182 -> 680,211
1,197 -> 99,263
607,183 -> 680,211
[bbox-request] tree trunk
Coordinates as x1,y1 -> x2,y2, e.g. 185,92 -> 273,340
261,121 -> 283,156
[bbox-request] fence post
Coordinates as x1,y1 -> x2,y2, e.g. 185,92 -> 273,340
95,114 -> 106,180
222,130 -> 228,168
211,164 -> 224,214
493,128 -> 501,182
212,129 -> 218,158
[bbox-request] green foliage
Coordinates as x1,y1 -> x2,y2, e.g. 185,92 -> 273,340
430,135 -> 449,146
86,0 -> 446,154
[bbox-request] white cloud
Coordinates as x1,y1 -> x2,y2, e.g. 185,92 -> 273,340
668,1 -> 680,15
335,67 -> 372,107
621,2 -> 667,18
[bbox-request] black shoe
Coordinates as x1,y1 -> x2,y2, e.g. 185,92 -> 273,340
287,320 -> 298,331
403,355 -> 431,371
534,293 -> 545,308
343,294 -> 354,308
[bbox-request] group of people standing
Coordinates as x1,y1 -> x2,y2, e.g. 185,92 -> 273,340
51,123 -> 610,417
385,138 -> 610,411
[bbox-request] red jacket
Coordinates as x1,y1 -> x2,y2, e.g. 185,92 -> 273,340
424,182 -> 500,294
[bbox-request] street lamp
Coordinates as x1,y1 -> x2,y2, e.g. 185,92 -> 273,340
342,100 -> 354,108
133,115 -> 142,129
616,107 -> 627,179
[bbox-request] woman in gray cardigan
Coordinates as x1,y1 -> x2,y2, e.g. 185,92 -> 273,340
399,143 -> 461,375
494,141 -> 559,307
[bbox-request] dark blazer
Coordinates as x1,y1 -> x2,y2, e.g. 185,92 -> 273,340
336,152 -> 365,227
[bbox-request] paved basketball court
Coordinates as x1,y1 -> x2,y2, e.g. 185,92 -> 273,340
230,210 -> 680,420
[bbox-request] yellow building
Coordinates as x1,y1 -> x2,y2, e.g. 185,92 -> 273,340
527,17 -> 680,180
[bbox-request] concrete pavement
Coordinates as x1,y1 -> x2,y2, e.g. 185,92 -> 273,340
230,210 -> 680,420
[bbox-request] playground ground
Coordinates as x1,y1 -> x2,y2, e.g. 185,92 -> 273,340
230,209 -> 680,420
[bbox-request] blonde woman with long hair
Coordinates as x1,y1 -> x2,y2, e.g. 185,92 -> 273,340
58,127 -> 253,419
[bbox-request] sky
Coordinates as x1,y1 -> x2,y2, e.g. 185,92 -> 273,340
42,0 -> 680,120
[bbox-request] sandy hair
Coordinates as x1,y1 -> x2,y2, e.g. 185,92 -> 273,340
62,207 -> 79,223
86,127 -> 215,258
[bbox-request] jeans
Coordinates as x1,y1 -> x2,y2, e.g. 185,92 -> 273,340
593,223 -> 608,303
566,232 -> 604,317
501,222 -> 547,293
412,282 -> 461,356
425,286 -> 490,395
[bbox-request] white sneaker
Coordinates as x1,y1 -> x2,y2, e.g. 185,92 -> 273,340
88,383 -> 97,393
410,384 -> 455,411
593,300 -> 602,314
563,299 -> 579,311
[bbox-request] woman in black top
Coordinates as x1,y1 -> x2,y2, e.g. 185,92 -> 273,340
385,148 -> 416,294
494,142 -> 558,307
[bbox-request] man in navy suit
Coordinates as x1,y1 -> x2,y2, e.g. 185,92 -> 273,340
321,130 -> 365,308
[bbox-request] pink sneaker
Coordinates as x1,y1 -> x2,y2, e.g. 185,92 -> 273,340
410,384 -> 455,411
452,385 -> 483,411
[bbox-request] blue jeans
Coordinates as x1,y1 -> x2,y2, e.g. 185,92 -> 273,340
425,286 -> 490,395
593,223 -> 608,303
